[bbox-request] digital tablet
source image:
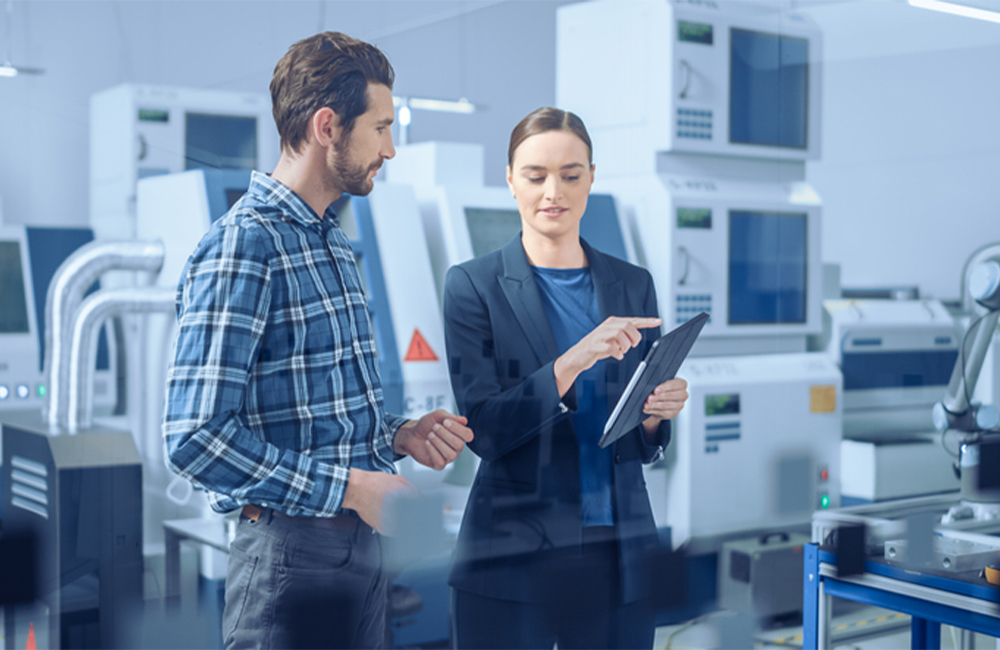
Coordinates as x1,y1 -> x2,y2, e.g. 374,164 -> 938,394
598,312 -> 709,448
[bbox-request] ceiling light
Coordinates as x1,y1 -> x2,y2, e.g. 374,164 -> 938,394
909,0 -> 1000,24
408,97 -> 476,114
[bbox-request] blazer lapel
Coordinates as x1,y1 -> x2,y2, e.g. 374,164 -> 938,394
499,237 -> 561,365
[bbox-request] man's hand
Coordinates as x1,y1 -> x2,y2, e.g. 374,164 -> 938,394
641,377 -> 689,442
342,468 -> 416,535
393,409 -> 474,470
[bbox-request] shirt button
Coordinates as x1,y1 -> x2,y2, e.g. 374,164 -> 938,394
615,454 -> 621,463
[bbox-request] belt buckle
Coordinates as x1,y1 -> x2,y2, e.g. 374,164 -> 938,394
242,504 -> 264,523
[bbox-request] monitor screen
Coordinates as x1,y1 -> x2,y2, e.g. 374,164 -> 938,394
728,211 -> 807,325
465,208 -> 522,258
729,28 -> 809,150
185,113 -> 258,170
0,240 -> 30,334
225,188 -> 245,210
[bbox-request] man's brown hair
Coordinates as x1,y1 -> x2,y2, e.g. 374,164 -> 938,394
270,32 -> 395,154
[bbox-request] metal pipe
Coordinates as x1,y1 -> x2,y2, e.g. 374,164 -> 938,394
66,288 -> 176,432
44,240 -> 165,427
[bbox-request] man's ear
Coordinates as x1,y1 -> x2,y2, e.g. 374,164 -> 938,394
309,107 -> 340,148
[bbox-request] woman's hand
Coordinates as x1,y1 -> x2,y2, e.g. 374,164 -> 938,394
641,377 -> 689,441
554,316 -> 662,397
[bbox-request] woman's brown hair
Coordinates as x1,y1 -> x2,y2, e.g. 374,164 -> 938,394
507,107 -> 593,167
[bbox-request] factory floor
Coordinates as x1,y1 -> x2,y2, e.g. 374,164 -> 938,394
3,602 -> 999,649
652,604 -> 1000,649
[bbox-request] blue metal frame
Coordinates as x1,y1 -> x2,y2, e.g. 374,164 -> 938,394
803,543 -> 1000,650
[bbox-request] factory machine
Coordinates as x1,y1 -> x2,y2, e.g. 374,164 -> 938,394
821,299 -> 961,504
90,84 -> 279,243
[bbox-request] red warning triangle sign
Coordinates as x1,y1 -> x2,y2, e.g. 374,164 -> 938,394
404,328 -> 439,362
26,623 -> 37,650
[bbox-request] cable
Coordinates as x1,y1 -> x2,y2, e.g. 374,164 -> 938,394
940,428 -> 960,460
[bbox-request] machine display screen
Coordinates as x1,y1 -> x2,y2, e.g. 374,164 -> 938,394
728,211 -> 807,325
729,28 -> 809,150
138,108 -> 169,123
678,21 -> 713,45
705,393 -> 740,416
0,241 -> 30,334
225,188 -> 245,209
678,208 -> 712,229
465,208 -> 522,258
185,113 -> 258,170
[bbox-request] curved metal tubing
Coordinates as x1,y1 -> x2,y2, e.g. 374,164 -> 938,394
44,240 -> 165,427
66,288 -> 176,432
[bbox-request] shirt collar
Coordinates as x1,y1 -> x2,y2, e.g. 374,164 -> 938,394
247,170 -> 341,229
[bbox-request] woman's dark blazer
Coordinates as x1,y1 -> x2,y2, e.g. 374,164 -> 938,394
443,235 -> 670,605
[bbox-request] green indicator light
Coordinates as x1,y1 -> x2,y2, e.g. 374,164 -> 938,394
37,384 -> 47,398
820,494 -> 830,509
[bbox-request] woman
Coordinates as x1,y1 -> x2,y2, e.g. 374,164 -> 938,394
443,107 -> 689,649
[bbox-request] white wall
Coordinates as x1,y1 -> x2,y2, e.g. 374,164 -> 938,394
0,0 -> 565,228
800,0 -> 1000,300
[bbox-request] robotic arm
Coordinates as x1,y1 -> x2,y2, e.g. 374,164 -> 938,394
933,256 -> 1000,434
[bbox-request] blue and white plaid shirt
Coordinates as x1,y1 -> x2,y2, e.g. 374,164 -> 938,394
163,171 -> 405,517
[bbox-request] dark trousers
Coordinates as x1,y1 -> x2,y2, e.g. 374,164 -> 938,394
452,528 -> 656,650
223,507 -> 388,650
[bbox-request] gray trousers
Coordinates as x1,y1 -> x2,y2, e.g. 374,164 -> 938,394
223,507 -> 388,650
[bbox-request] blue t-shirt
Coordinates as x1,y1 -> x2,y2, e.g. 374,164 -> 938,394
532,266 -> 614,527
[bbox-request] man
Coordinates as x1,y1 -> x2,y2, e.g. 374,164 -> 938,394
163,32 -> 473,650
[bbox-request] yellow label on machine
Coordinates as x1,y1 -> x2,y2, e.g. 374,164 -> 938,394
810,385 -> 837,413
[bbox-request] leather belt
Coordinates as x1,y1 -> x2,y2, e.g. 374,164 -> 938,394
241,504 -> 363,531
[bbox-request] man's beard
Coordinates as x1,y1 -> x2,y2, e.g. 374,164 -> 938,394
327,131 -> 381,197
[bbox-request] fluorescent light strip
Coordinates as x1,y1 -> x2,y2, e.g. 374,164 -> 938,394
0,64 -> 17,77
392,96 -> 476,114
408,98 -> 475,114
909,0 -> 1000,24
